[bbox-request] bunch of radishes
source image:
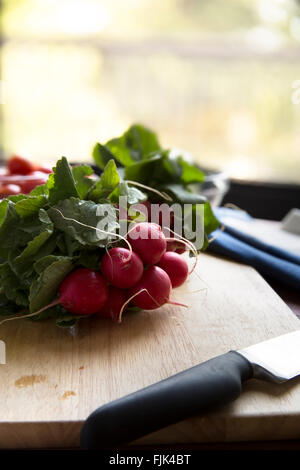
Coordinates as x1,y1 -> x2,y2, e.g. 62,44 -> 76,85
57,222 -> 190,323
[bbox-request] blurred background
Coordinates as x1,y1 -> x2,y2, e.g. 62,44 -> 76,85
1,0 -> 300,183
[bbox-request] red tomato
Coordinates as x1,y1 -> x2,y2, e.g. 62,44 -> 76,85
18,171 -> 49,194
7,156 -> 35,175
34,165 -> 53,174
0,183 -> 22,198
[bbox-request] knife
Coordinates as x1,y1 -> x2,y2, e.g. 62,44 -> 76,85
80,330 -> 300,449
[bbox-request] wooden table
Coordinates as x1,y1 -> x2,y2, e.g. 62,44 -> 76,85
0,219 -> 299,450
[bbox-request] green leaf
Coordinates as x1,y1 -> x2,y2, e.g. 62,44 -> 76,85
0,204 -> 53,259
88,160 -> 120,201
92,143 -> 118,170
0,262 -> 29,306
0,200 -> 9,228
123,124 -> 161,160
76,249 -> 104,270
93,124 -> 161,168
125,186 -> 147,205
15,195 -> 48,218
63,234 -> 82,256
106,137 -> 134,166
29,257 -> 74,313
48,197 -> 119,248
29,183 -> 49,197
33,255 -> 68,274
0,292 -> 19,316
0,202 -> 21,258
0,194 -> 28,227
178,157 -> 205,184
47,157 -> 79,205
109,181 -> 147,205
72,164 -> 94,199
124,154 -> 163,184
93,140 -> 134,169
159,184 -> 207,205
11,232 -> 56,278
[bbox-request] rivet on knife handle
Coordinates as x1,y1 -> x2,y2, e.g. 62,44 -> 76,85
80,351 -> 253,449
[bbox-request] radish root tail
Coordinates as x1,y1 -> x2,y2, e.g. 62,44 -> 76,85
0,299 -> 60,326
125,181 -> 173,202
167,299 -> 188,308
52,208 -> 133,255
118,288 -> 162,324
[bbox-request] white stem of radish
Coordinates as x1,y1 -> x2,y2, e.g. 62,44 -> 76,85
125,181 -> 173,202
191,269 -> 211,289
167,300 -> 188,308
118,288 -> 162,323
0,299 -> 60,326
52,208 -> 133,256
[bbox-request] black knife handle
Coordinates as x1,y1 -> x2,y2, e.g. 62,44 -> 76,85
80,351 -> 253,449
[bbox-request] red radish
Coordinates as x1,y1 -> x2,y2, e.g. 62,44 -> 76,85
127,222 -> 167,265
97,286 -> 128,322
0,172 -> 49,194
157,205 -> 174,230
129,265 -> 171,310
140,202 -> 175,231
58,268 -> 108,315
140,199 -> 151,215
1,268 -> 110,324
19,171 -> 49,193
0,183 -> 22,197
157,252 -> 189,288
166,239 -> 186,255
7,155 -> 35,175
101,247 -> 143,288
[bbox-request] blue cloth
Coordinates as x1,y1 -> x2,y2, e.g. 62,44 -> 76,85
208,208 -> 300,291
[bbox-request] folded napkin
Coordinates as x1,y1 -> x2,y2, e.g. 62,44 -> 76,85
207,208 -> 300,291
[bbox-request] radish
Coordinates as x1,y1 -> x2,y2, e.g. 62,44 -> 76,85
97,286 -> 128,322
157,252 -> 189,288
0,267 -> 110,325
101,247 -> 143,288
58,268 -> 108,315
127,222 -> 167,265
166,239 -> 186,255
129,265 -> 171,310
157,205 -> 175,230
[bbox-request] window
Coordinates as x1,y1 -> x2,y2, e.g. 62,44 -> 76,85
1,0 -> 300,183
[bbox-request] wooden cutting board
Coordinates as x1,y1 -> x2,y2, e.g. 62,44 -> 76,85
0,253 -> 299,449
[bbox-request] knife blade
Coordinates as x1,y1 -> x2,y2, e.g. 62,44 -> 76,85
80,330 -> 300,449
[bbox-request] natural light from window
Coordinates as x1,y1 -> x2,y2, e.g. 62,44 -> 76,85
1,0 -> 300,183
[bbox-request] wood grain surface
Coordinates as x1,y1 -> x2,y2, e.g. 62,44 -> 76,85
0,253 -> 299,449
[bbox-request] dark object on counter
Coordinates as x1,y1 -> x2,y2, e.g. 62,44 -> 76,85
80,330 -> 300,449
81,352 -> 252,449
222,179 -> 300,221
